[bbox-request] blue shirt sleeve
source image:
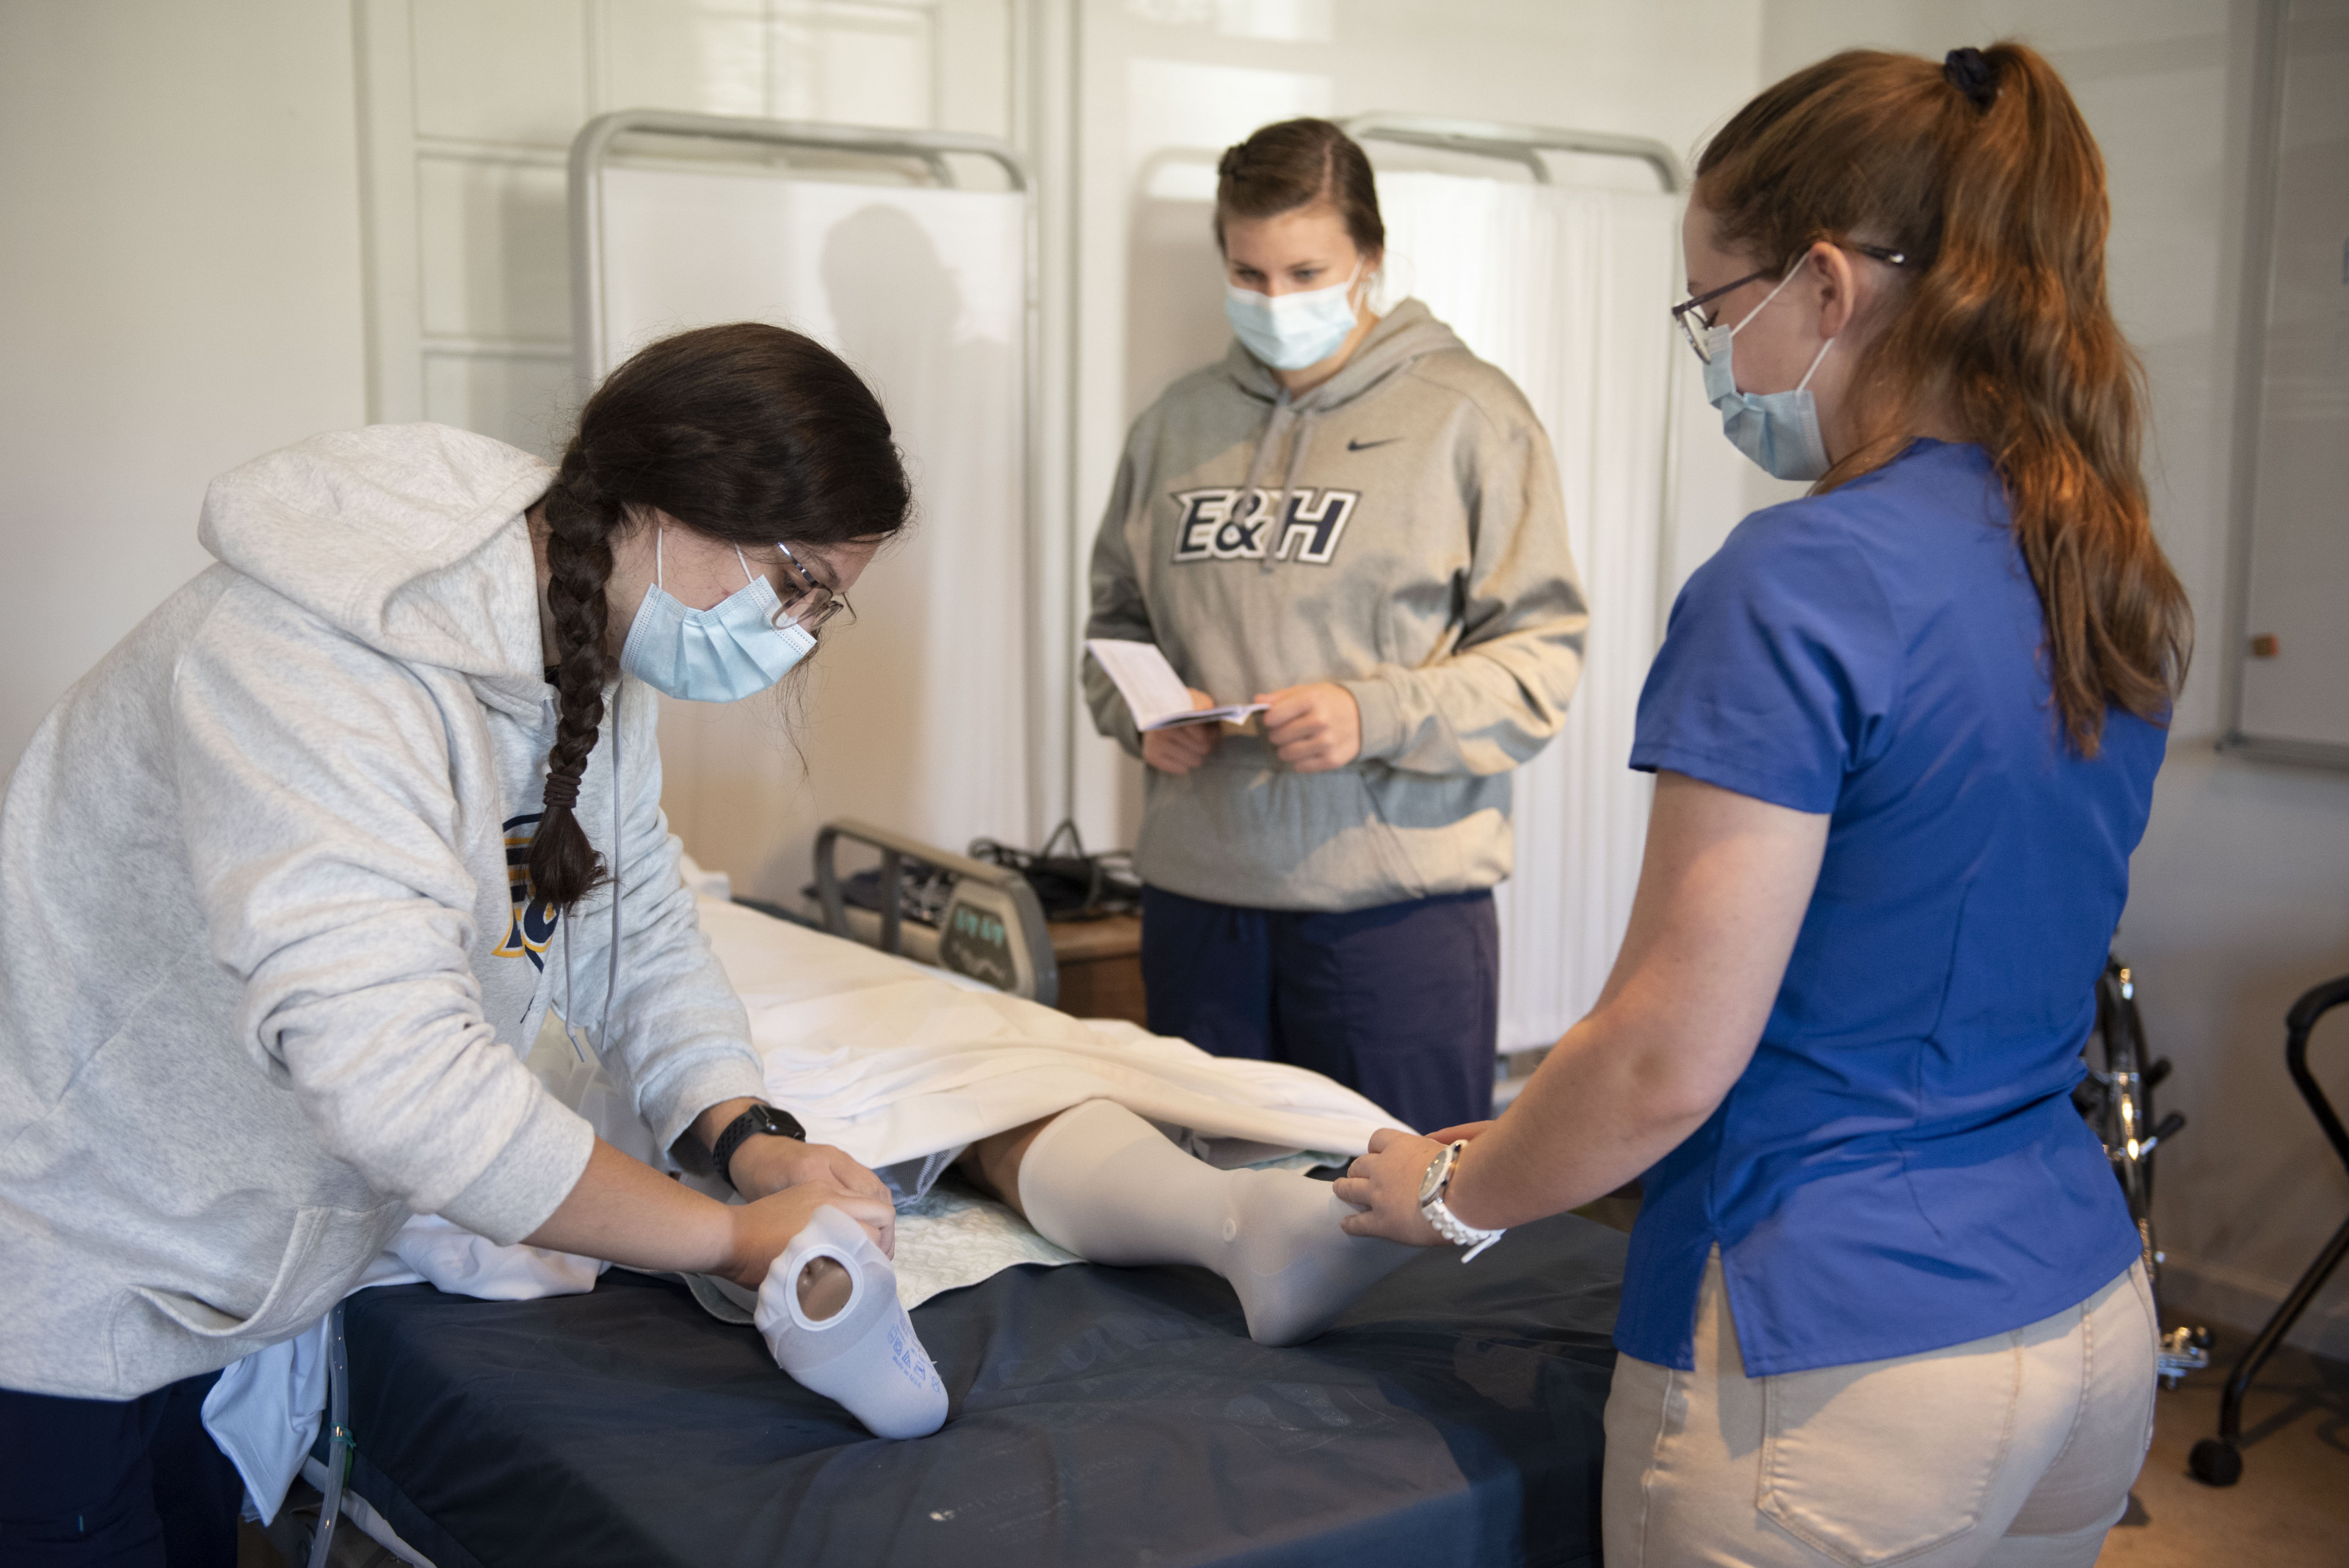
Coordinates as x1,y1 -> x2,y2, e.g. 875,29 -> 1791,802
1630,505 -> 1903,813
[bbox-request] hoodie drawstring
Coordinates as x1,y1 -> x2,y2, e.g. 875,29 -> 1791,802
556,680 -> 624,1064
1241,391 -> 1329,577
1268,408 -> 1321,573
559,924 -> 589,1064
1236,390 -> 1289,551
603,683 -> 622,1053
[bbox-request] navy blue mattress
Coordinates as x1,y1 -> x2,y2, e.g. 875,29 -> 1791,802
333,1210 -> 1626,1568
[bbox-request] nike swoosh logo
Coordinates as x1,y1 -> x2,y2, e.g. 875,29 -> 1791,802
1347,437 -> 1401,451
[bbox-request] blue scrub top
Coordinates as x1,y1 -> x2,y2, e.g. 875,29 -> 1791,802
1621,439 -> 2157,1377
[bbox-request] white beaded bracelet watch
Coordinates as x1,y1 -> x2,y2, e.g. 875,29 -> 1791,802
1417,1139 -> 1506,1262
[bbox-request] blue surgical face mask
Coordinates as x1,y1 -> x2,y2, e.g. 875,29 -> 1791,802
1224,264 -> 1363,371
1702,262 -> 1837,482
618,528 -> 815,703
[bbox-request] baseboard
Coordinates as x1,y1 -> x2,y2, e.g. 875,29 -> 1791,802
2157,1248 -> 2349,1362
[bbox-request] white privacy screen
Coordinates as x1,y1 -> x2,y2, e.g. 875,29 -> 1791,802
1375,172 -> 1680,1051
591,164 -> 1030,900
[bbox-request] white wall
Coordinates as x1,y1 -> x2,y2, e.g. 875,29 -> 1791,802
1763,0 -> 2349,1353
0,1 -> 369,774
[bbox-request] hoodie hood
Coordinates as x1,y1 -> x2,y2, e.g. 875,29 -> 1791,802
198,424 -> 555,708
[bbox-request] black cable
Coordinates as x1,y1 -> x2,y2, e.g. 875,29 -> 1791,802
968,819 -> 1141,922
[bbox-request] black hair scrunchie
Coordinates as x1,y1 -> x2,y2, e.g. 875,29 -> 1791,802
1944,46 -> 2000,111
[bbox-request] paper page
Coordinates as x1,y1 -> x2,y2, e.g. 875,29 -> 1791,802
1145,703 -> 1266,730
1083,639 -> 1270,730
1083,639 -> 1191,727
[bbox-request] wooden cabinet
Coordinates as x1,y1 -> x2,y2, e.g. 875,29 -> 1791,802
1048,914 -> 1147,1027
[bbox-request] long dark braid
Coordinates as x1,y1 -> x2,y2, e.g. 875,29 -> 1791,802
529,466 -> 621,909
523,321 -> 912,911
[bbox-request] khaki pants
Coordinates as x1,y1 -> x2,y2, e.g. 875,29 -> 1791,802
1602,1252 -> 2156,1567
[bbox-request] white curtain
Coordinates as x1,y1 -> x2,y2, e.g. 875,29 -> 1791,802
1373,171 -> 1680,1051
589,166 -> 1030,904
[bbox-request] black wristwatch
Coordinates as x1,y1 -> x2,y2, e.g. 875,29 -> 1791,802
711,1103 -> 807,1191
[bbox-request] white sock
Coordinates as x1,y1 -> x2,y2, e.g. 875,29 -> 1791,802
1016,1097 -> 1415,1347
755,1205 -> 948,1440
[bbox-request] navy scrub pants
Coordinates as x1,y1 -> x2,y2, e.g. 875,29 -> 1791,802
0,1372 -> 242,1567
1140,884 -> 1499,1133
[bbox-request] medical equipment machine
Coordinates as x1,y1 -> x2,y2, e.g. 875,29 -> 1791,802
810,816 -> 1059,1005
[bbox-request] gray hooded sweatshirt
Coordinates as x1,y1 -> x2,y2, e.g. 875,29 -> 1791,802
0,424 -> 766,1400
1085,299 -> 1589,912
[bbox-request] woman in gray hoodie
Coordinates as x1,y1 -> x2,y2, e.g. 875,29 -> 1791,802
1084,119 -> 1589,1135
0,324 -> 919,1557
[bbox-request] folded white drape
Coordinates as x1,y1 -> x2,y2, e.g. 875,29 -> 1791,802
701,897 -> 1406,1170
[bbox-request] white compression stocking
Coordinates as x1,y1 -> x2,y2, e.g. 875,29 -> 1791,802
1016,1098 -> 1416,1347
755,1205 -> 948,1440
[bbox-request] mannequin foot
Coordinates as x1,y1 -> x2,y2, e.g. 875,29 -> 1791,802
1221,1168 -> 1417,1346
756,1207 -> 947,1439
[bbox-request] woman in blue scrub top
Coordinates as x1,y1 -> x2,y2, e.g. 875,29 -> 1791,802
1337,42 -> 2193,1567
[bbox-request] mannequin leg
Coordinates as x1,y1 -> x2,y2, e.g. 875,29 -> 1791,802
965,1098 -> 1417,1347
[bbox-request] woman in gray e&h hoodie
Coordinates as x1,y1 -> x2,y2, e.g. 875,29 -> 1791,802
1084,121 -> 1589,1135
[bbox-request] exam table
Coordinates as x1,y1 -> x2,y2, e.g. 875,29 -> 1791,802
289,831 -> 1628,1566
317,1208 -> 1625,1567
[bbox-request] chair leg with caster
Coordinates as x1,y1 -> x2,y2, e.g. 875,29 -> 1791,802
2188,1436 -> 2243,1487
2185,975 -> 2349,1489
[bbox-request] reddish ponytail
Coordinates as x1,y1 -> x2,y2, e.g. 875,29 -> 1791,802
1696,42 -> 2192,755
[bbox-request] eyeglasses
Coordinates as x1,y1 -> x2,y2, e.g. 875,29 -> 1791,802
1670,242 -> 1911,364
773,540 -> 854,634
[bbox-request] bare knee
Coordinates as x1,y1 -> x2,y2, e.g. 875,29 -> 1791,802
956,1113 -> 1060,1219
